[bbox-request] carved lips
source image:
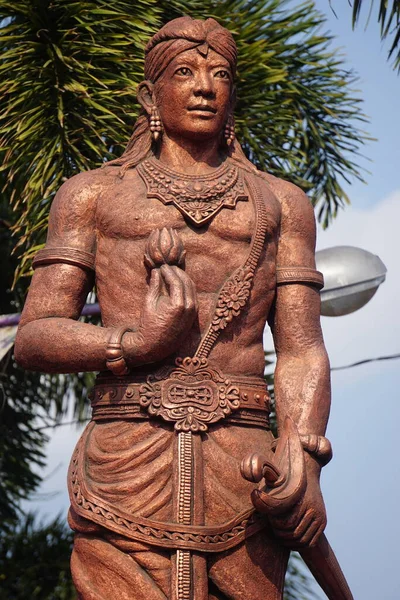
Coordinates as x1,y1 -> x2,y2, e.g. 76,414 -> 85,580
187,103 -> 217,118
144,227 -> 186,269
187,103 -> 217,114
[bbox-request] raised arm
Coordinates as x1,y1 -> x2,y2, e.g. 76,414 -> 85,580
267,178 -> 330,547
15,171 -> 197,374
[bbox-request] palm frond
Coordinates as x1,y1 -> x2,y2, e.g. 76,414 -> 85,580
352,0 -> 400,70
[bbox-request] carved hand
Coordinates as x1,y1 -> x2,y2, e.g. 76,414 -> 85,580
242,417 -> 327,549
268,463 -> 327,549
125,264 -> 198,365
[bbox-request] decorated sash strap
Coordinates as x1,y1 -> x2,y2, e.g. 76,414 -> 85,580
195,174 -> 268,359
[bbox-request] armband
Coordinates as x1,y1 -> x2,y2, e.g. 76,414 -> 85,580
276,266 -> 324,290
32,247 -> 95,272
105,326 -> 134,377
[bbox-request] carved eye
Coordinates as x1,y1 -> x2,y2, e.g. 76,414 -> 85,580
175,67 -> 192,76
215,70 -> 230,79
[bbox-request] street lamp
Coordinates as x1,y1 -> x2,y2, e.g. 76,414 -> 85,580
316,246 -> 387,317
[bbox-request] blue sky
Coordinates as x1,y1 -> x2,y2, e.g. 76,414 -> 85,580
27,3 -> 399,599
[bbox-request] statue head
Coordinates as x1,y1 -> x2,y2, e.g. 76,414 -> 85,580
108,17 -> 255,175
139,17 -> 237,145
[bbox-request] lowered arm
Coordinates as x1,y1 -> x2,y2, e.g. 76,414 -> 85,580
270,180 -> 330,441
264,178 -> 330,547
15,171 -> 114,373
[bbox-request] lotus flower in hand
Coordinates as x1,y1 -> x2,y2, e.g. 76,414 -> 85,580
144,227 -> 186,269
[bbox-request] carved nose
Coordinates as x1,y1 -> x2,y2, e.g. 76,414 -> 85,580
194,74 -> 215,98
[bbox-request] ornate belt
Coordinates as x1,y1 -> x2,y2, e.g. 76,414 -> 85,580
90,357 -> 270,430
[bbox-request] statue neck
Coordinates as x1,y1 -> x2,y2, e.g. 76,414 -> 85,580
156,132 -> 224,176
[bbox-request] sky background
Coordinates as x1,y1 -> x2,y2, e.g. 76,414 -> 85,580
26,3 -> 399,599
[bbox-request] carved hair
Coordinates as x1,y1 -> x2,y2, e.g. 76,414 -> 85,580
106,17 -> 257,176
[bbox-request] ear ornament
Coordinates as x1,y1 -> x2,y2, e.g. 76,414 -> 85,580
224,114 -> 235,146
150,106 -> 162,141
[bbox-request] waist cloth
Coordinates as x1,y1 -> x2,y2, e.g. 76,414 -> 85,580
68,368 -> 272,553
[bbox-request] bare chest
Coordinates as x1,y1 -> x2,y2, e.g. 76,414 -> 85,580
94,167 -> 280,356
96,169 -> 279,259
100,172 -> 256,238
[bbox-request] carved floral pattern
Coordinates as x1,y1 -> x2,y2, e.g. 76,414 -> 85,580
211,266 -> 253,331
139,357 -> 240,432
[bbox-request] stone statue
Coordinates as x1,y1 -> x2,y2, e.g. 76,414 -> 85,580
15,16 -> 352,600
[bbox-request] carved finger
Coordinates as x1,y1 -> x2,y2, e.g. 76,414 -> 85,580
185,275 -> 198,311
147,269 -> 162,304
269,506 -> 307,533
290,520 -> 323,549
292,509 -> 316,539
171,266 -> 198,312
290,512 -> 326,549
187,275 -> 198,310
273,508 -> 314,541
308,522 -> 325,548
160,265 -> 184,307
294,514 -> 318,544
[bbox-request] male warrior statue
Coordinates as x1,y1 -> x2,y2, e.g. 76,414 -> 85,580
16,17 -> 344,600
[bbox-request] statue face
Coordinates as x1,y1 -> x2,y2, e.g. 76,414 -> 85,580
155,47 -> 232,142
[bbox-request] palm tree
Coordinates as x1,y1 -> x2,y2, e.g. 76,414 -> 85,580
0,514 -> 75,599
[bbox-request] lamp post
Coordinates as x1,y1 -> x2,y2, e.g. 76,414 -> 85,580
316,246 -> 387,317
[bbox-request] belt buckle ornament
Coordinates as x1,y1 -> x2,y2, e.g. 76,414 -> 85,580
139,357 -> 240,432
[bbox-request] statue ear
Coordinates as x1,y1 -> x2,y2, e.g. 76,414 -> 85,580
137,81 -> 156,116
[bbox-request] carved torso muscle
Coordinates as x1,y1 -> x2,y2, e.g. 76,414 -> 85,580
94,162 -> 280,375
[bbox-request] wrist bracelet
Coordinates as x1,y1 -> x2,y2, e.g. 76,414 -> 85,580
272,434 -> 332,466
300,434 -> 332,466
105,327 -> 133,377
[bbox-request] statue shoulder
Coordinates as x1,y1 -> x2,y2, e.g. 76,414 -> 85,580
253,170 -> 315,231
50,166 -> 121,217
47,166 -> 122,237
259,172 -> 312,210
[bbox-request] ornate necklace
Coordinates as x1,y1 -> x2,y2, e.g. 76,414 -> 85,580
137,157 -> 248,227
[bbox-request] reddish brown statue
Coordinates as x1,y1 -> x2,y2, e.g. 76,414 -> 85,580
15,17 -> 352,600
